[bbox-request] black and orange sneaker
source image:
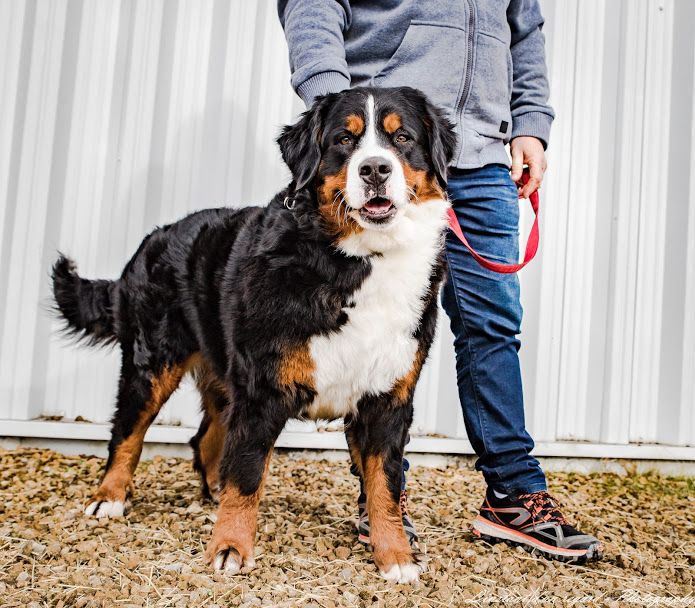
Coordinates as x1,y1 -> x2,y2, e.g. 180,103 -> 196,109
471,488 -> 603,563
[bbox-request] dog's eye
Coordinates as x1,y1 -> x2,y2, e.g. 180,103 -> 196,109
339,135 -> 353,146
394,133 -> 411,144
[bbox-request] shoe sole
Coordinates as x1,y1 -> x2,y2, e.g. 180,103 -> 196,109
471,516 -> 603,564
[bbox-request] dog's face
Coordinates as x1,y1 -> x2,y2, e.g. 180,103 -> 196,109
278,87 -> 456,237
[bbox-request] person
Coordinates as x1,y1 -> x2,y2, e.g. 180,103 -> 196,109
277,0 -> 602,563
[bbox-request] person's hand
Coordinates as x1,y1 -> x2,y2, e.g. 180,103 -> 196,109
510,136 -> 547,199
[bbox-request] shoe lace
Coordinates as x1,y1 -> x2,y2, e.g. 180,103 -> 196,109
518,491 -> 569,526
399,490 -> 409,517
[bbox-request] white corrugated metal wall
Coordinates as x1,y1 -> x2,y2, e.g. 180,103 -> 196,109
1,0 -> 694,459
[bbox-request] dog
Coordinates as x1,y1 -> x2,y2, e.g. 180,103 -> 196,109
51,86 -> 456,584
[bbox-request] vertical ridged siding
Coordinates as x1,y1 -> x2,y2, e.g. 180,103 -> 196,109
0,0 -> 693,450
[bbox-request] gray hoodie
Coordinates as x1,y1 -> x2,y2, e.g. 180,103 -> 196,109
278,0 -> 554,169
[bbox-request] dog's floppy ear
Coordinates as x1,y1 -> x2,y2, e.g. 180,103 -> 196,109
277,96 -> 331,191
424,101 -> 457,190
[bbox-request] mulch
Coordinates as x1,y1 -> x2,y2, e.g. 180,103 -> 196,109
0,447 -> 692,607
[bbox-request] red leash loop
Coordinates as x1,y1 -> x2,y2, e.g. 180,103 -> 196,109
446,168 -> 540,274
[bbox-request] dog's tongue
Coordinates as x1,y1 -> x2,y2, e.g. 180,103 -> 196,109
364,198 -> 392,212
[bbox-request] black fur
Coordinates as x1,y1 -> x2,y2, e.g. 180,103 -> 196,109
425,101 -> 457,189
277,95 -> 332,191
52,254 -> 117,347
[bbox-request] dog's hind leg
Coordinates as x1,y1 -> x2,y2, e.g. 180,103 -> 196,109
84,353 -> 190,518
190,369 -> 229,501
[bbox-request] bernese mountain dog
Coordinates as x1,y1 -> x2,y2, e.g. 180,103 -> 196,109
52,86 -> 456,583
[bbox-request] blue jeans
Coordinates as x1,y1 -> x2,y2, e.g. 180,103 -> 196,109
442,164 -> 547,495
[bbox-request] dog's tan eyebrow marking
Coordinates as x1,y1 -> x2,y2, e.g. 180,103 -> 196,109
383,112 -> 402,134
345,114 -> 365,136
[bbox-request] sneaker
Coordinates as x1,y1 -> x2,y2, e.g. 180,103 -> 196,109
471,488 -> 603,563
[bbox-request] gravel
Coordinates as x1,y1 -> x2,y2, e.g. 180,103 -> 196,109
0,447 -> 692,607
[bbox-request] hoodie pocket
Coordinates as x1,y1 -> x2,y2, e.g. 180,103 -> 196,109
370,21 -> 468,118
465,33 -> 513,141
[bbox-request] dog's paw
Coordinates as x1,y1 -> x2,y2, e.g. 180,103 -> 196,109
205,540 -> 255,575
210,547 -> 255,574
84,499 -> 126,518
380,560 -> 425,584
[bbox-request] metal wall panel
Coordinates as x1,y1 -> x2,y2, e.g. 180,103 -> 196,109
1,0 -> 693,454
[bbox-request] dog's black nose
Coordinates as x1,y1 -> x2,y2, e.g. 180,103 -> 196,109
359,156 -> 392,185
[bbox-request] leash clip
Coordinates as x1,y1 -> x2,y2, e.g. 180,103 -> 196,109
283,196 -> 296,210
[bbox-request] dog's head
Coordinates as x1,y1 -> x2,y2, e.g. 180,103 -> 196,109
277,87 -> 456,242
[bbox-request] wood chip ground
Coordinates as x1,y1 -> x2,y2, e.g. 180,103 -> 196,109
0,448 -> 692,607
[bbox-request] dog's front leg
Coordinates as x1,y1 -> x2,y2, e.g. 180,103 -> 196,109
205,395 -> 287,574
351,397 -> 423,584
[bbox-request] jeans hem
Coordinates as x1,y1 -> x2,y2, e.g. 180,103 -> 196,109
489,481 -> 548,495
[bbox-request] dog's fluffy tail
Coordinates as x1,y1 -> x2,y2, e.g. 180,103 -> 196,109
51,254 -> 118,347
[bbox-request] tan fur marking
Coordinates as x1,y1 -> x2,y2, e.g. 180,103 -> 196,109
391,348 -> 427,403
150,364 -> 187,409
383,112 -> 402,134
345,113 -> 365,136
205,454 -> 272,565
193,357 -> 228,395
403,164 -> 445,203
278,344 -> 315,390
194,362 -> 230,493
318,166 -> 363,239
364,454 -> 413,571
92,358 -> 195,504
200,408 -> 225,493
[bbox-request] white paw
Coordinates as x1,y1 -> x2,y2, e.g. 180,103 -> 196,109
381,562 -> 423,584
84,500 -> 125,518
212,548 -> 254,575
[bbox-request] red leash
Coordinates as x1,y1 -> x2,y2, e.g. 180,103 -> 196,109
446,168 -> 539,274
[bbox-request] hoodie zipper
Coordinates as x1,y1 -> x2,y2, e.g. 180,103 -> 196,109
456,0 -> 476,117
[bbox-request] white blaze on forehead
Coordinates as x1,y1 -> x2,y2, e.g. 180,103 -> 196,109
345,95 -> 407,212
362,94 -> 378,149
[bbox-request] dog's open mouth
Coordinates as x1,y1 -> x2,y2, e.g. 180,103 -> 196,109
359,197 -> 397,223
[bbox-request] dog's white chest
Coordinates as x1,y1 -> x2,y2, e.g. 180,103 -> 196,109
304,200 -> 448,420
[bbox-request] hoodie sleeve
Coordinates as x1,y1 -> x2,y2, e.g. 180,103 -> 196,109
507,0 -> 555,148
277,0 -> 352,107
